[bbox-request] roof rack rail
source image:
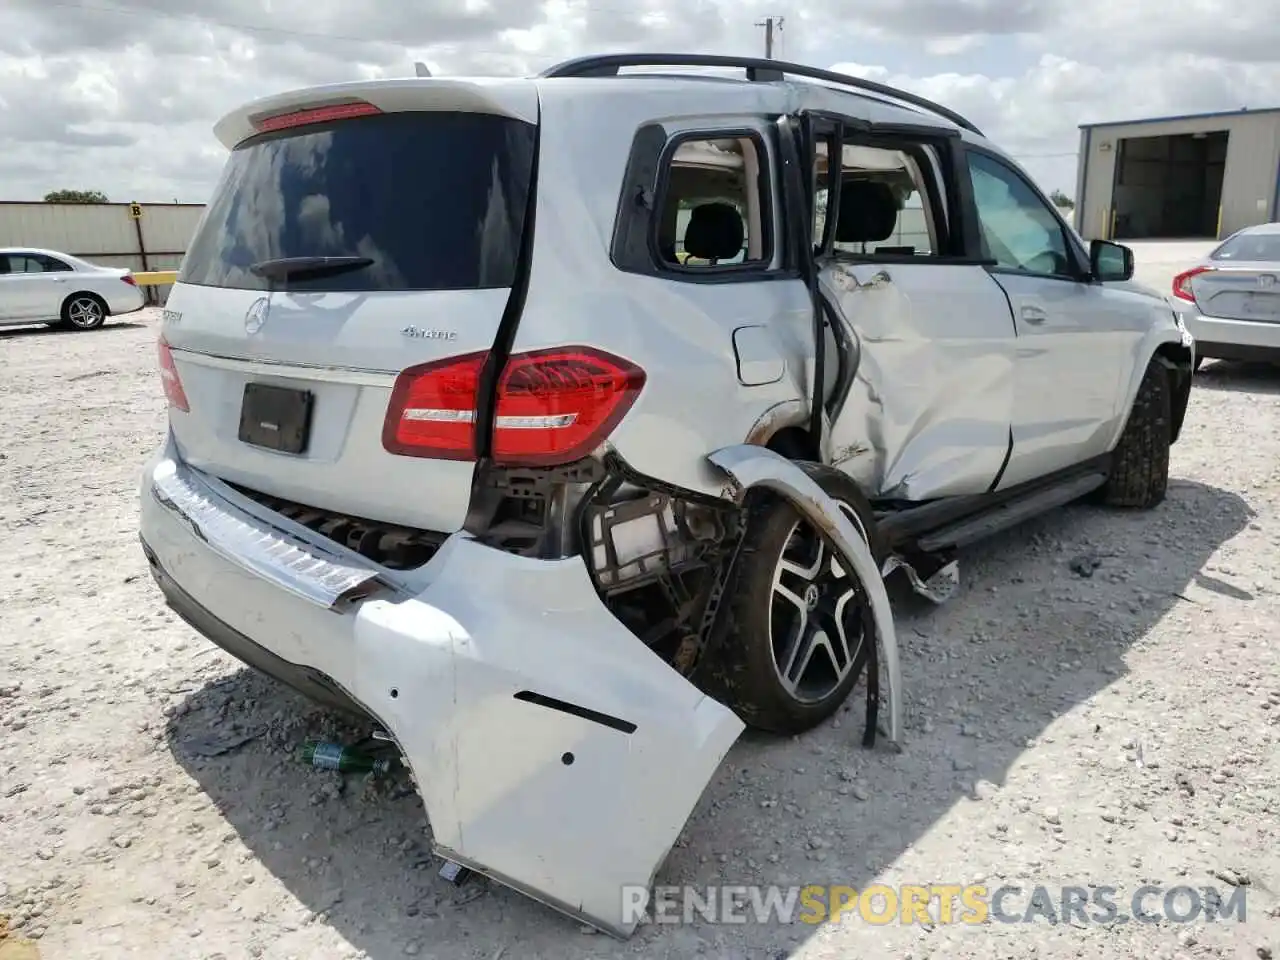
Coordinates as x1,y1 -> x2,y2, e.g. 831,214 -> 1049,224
537,53 -> 983,136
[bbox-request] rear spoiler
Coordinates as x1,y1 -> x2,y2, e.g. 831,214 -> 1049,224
214,77 -> 540,148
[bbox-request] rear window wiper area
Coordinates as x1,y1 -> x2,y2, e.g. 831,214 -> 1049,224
248,256 -> 374,283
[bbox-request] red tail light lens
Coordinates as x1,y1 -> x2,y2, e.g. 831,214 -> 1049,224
121,274 -> 137,287
254,100 -> 382,134
382,347 -> 646,466
382,351 -> 487,460
1172,266 -> 1211,303
492,348 -> 647,465
157,337 -> 190,412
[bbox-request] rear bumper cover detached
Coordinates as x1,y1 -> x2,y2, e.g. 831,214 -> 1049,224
139,436 -> 743,937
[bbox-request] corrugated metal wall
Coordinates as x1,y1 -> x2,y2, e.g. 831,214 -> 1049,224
1078,112 -> 1280,240
0,202 -> 204,274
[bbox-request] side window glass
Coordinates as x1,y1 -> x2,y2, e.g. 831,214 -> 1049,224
967,153 -> 1072,278
815,142 -> 942,258
36,255 -> 71,272
17,256 -> 44,273
0,256 -> 12,275
656,135 -> 769,270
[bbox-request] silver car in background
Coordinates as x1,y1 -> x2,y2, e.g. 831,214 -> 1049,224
1171,223 -> 1280,367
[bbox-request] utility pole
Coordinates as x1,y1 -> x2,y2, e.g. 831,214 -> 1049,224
755,16 -> 783,59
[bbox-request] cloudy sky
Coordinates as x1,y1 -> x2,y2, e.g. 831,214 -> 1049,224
0,0 -> 1276,203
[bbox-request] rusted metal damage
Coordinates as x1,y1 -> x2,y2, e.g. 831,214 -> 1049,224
743,400 -> 833,463
744,400 -> 807,446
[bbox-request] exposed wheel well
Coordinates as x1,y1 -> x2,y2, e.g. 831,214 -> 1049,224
1153,342 -> 1193,444
764,425 -> 819,462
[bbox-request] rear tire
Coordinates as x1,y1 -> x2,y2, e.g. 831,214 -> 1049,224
1101,359 -> 1171,509
59,293 -> 107,331
702,464 -> 885,735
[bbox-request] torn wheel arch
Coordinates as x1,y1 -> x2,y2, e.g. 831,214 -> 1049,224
705,443 -> 902,747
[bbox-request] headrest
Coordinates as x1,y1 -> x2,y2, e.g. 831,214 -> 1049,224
835,179 -> 899,244
683,202 -> 745,261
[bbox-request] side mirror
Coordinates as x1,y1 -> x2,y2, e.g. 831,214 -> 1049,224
1090,239 -> 1133,282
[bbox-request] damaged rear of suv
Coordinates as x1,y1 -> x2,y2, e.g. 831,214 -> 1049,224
140,53 -> 1190,938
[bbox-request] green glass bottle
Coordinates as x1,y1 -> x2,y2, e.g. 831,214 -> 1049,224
301,739 -> 394,775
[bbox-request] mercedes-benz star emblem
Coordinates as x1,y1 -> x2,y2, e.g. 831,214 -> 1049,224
244,297 -> 270,334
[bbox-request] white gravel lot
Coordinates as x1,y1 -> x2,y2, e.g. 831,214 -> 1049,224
1,255 -> 1278,959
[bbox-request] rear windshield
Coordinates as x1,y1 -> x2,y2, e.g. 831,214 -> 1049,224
1210,232 -> 1280,262
179,111 -> 536,292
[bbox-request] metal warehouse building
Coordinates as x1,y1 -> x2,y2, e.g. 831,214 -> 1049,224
1074,107 -> 1280,241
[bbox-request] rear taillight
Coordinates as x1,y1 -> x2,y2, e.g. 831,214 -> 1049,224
1172,266 -> 1212,303
121,274 -> 137,287
382,347 -> 646,466
254,100 -> 382,134
383,351 -> 487,460
492,348 -> 647,464
157,337 -> 190,412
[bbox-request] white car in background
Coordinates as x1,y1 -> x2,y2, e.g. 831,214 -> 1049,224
0,247 -> 146,331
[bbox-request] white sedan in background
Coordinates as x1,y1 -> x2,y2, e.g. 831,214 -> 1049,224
0,247 -> 146,331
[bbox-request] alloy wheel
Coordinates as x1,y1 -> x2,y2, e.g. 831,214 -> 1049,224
67,298 -> 104,328
768,500 -> 871,704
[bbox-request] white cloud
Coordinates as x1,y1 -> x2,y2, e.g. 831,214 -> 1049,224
0,0 -> 1275,200
924,36 -> 985,56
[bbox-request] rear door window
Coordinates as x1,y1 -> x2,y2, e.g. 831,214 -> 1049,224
1211,233 -> 1280,261
179,111 -> 537,292
33,255 -> 72,272
654,134 -> 772,272
814,141 -> 944,258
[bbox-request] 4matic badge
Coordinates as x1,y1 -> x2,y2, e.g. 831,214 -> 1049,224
401,326 -> 458,340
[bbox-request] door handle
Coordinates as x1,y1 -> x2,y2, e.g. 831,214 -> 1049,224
1021,305 -> 1048,324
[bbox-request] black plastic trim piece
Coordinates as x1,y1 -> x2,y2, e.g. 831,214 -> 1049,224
988,429 -> 1014,493
610,121 -> 669,275
513,691 -> 638,734
916,471 -> 1107,553
875,452 -> 1112,550
474,99 -> 543,459
819,295 -> 858,423
538,53 -> 984,136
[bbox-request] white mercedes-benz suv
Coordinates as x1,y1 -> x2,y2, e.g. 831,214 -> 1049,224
139,53 -> 1195,937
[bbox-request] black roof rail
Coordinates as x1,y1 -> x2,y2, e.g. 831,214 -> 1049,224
537,53 -> 983,136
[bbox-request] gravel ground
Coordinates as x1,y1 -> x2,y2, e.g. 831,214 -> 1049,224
2,287 -> 1278,960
